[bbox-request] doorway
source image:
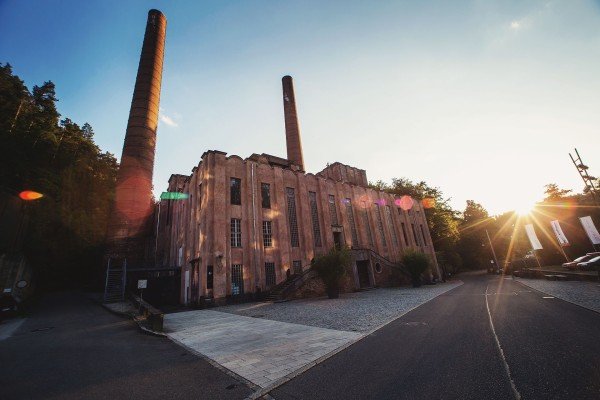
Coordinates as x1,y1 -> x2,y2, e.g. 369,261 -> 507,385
333,232 -> 343,250
356,260 -> 371,288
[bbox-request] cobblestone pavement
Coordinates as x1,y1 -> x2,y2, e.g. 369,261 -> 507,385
219,281 -> 463,332
515,277 -> 600,313
164,310 -> 361,388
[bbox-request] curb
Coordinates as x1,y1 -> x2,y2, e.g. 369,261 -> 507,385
99,301 -> 168,337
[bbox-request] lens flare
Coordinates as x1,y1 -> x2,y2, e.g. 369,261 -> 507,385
422,197 -> 435,209
397,195 -> 414,211
19,191 -> 43,201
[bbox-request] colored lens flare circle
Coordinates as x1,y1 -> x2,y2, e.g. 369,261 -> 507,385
422,197 -> 436,209
19,191 -> 44,201
397,195 -> 414,211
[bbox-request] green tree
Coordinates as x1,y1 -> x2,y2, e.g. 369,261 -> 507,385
370,177 -> 462,272
0,62 -> 118,288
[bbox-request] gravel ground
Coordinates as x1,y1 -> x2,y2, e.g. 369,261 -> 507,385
217,281 -> 463,332
516,278 -> 600,313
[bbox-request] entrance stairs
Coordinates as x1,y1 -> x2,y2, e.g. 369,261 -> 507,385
103,258 -> 126,303
266,267 -> 316,302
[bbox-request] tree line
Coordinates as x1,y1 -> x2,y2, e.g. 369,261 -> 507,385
0,63 -> 117,289
371,179 -> 600,273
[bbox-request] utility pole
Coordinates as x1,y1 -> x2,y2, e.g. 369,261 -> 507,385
569,148 -> 599,206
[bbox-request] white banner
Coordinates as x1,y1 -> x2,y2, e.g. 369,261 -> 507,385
550,220 -> 569,247
525,224 -> 543,250
580,216 -> 600,245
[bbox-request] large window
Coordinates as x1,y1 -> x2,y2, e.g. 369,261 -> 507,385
361,201 -> 374,246
263,220 -> 273,247
265,262 -> 276,287
329,195 -> 339,225
345,199 -> 359,247
385,205 -> 399,247
286,188 -> 299,247
411,223 -> 420,246
420,225 -> 428,247
261,183 -> 271,209
231,218 -> 242,247
309,191 -> 322,247
292,260 -> 302,275
231,264 -> 243,295
400,222 -> 409,245
230,178 -> 241,205
374,203 -> 387,247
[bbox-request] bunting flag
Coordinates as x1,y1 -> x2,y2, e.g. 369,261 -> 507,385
525,224 -> 543,250
580,216 -> 600,245
550,220 -> 569,247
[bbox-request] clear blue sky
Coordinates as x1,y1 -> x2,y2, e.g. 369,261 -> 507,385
2,0 -> 600,215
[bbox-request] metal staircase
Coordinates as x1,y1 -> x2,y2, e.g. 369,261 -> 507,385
103,258 -> 126,303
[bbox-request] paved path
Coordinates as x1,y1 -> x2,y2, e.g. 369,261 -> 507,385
271,273 -> 600,400
0,292 -> 252,400
165,310 -> 361,388
516,277 -> 600,312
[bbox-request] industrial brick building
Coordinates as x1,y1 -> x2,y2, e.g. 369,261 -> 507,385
157,75 -> 439,305
105,9 -> 438,305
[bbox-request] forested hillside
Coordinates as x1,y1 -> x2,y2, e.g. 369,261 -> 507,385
0,63 -> 117,288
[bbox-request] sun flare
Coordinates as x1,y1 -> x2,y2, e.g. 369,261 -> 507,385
514,203 -> 534,216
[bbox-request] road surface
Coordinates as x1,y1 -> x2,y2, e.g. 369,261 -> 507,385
272,273 -> 600,400
0,292 -> 252,400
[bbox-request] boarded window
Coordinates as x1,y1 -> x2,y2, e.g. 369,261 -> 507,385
265,262 -> 276,287
261,183 -> 271,209
263,220 -> 272,247
231,264 -> 243,295
309,191 -> 322,247
286,188 -> 299,247
231,218 -> 242,247
230,178 -> 241,205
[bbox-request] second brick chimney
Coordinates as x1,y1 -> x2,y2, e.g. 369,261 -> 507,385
282,75 -> 305,171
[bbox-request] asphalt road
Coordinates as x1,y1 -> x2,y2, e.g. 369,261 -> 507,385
272,273 -> 600,400
0,292 -> 252,400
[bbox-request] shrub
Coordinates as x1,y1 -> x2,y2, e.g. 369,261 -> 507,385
402,249 -> 430,287
311,246 -> 351,298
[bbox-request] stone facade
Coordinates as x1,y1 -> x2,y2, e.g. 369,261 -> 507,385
158,150 -> 438,305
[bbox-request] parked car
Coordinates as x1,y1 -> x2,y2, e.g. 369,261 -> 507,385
562,252 -> 600,270
578,255 -> 600,271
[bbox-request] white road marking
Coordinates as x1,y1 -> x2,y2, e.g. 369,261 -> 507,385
543,296 -> 554,299
485,284 -> 522,400
0,318 -> 26,341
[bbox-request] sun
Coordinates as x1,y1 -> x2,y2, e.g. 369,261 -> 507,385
514,202 -> 534,216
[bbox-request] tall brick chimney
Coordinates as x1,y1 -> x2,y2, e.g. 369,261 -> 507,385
282,75 -> 305,171
106,9 -> 167,266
